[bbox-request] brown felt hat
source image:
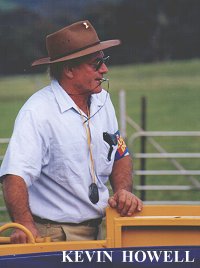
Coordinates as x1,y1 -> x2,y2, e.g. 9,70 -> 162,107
32,20 -> 121,66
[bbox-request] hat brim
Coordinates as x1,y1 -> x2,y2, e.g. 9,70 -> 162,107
32,39 -> 121,66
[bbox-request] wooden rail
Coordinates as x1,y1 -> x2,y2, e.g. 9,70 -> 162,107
0,205 -> 199,256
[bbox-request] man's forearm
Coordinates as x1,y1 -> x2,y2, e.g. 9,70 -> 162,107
110,155 -> 133,193
109,155 -> 142,216
2,175 -> 34,223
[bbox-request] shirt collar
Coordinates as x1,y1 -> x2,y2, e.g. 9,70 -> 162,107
90,92 -> 105,107
51,80 -> 75,113
51,80 -> 105,114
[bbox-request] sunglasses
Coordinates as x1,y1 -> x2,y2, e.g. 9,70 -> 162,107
93,56 -> 110,71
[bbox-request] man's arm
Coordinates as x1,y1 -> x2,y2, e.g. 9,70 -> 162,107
2,175 -> 39,243
108,155 -> 143,216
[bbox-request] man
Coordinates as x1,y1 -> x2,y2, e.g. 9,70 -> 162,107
0,20 -> 142,243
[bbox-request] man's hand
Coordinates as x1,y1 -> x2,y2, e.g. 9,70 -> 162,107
108,189 -> 143,216
10,221 -> 40,244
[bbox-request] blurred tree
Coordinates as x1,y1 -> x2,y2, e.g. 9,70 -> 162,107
0,7 -> 55,75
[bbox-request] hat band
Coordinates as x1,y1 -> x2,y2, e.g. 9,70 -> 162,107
50,41 -> 101,61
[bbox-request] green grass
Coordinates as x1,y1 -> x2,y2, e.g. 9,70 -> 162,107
0,74 -> 49,136
0,59 -> 200,223
109,59 -> 200,130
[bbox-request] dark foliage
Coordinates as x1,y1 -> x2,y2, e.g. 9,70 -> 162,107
1,0 -> 200,74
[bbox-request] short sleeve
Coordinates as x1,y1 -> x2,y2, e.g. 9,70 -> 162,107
0,109 -> 46,186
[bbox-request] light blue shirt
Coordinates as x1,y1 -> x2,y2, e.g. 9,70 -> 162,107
0,80 -> 119,223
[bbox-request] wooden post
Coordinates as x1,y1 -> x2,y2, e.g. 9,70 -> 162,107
140,96 -> 147,200
119,90 -> 127,139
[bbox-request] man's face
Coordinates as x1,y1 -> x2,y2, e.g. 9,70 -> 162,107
71,51 -> 109,95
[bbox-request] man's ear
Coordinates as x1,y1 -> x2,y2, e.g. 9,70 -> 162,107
63,65 -> 74,79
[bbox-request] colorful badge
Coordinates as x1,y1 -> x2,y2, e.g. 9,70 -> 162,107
114,130 -> 129,160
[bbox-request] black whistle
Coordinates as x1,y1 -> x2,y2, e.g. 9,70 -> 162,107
89,183 -> 99,204
103,132 -> 118,161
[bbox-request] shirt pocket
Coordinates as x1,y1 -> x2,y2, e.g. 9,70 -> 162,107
97,141 -> 117,177
49,141 -> 85,184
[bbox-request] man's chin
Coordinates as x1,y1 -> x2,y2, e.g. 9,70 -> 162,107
91,86 -> 102,94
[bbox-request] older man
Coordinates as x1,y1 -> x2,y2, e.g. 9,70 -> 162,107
0,20 -> 142,243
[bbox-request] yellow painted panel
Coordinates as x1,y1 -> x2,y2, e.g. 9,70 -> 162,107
121,227 -> 200,247
106,205 -> 200,248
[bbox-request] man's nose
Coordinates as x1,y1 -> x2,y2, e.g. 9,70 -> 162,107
99,62 -> 108,74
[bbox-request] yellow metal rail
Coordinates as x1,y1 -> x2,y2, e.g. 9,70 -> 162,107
0,222 -> 51,244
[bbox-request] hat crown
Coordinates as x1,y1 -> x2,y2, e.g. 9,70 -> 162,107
46,20 -> 100,60
31,20 -> 121,66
